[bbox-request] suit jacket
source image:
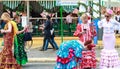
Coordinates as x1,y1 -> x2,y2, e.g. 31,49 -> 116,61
44,20 -> 51,37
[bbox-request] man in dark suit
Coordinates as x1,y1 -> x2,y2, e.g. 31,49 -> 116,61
40,15 -> 58,51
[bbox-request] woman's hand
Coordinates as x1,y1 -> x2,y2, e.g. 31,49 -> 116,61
23,25 -> 28,32
0,29 -> 5,33
78,31 -> 86,36
16,25 -> 29,34
80,31 -> 86,35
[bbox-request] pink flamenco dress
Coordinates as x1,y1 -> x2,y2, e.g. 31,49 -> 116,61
98,17 -> 120,69
100,33 -> 120,69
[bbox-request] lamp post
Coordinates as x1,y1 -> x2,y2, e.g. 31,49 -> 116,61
60,6 -> 63,42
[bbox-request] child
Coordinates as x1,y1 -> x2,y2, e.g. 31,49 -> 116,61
80,40 -> 97,69
55,40 -> 85,69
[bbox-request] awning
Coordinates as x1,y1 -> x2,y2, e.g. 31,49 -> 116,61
38,1 -> 56,9
1,0 -> 78,13
63,6 -> 78,13
2,1 -> 21,9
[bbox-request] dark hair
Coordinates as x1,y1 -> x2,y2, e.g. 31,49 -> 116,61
46,15 -> 51,20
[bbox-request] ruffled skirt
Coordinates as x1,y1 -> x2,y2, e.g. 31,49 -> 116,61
79,50 -> 97,69
0,47 -> 21,69
55,40 -> 84,69
100,49 -> 120,69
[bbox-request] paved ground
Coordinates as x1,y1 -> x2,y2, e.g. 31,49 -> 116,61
27,47 -> 120,58
22,62 -> 100,69
1,46 -> 120,69
1,47 -> 120,60
22,62 -> 55,69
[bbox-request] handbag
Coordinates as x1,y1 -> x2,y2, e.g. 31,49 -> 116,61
23,32 -> 32,41
50,28 -> 54,35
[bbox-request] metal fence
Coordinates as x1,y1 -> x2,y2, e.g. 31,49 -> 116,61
29,17 -> 78,37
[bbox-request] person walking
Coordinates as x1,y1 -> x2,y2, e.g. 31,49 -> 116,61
13,14 -> 28,65
50,20 -> 59,50
98,9 -> 120,69
0,12 -> 21,69
40,15 -> 58,51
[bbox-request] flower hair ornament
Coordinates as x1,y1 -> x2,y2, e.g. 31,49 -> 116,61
106,9 -> 113,15
84,40 -> 95,50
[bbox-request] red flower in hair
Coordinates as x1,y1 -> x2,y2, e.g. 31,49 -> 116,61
88,16 -> 91,20
84,40 -> 92,46
84,40 -> 95,50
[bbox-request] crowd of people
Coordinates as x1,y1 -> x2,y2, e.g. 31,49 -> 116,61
55,9 -> 120,69
0,8 -> 120,69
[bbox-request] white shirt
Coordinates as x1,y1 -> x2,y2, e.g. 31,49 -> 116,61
21,16 -> 27,27
98,18 -> 120,34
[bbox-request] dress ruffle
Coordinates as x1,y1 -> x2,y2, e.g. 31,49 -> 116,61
0,49 -> 21,69
100,49 -> 120,68
80,50 -> 97,69
57,40 -> 83,58
55,40 -> 84,69
0,64 -> 21,69
55,57 -> 77,69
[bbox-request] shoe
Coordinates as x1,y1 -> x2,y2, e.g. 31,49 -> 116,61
40,49 -> 44,51
56,48 -> 59,50
40,48 -> 44,51
53,48 -> 59,51
40,48 -> 47,51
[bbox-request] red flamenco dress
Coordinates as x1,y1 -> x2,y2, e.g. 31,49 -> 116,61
0,23 -> 21,69
80,43 -> 97,69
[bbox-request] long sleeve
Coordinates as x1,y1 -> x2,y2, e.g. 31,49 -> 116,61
89,22 -> 97,36
73,24 -> 82,37
98,20 -> 103,29
90,25 -> 97,38
44,21 -> 50,30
